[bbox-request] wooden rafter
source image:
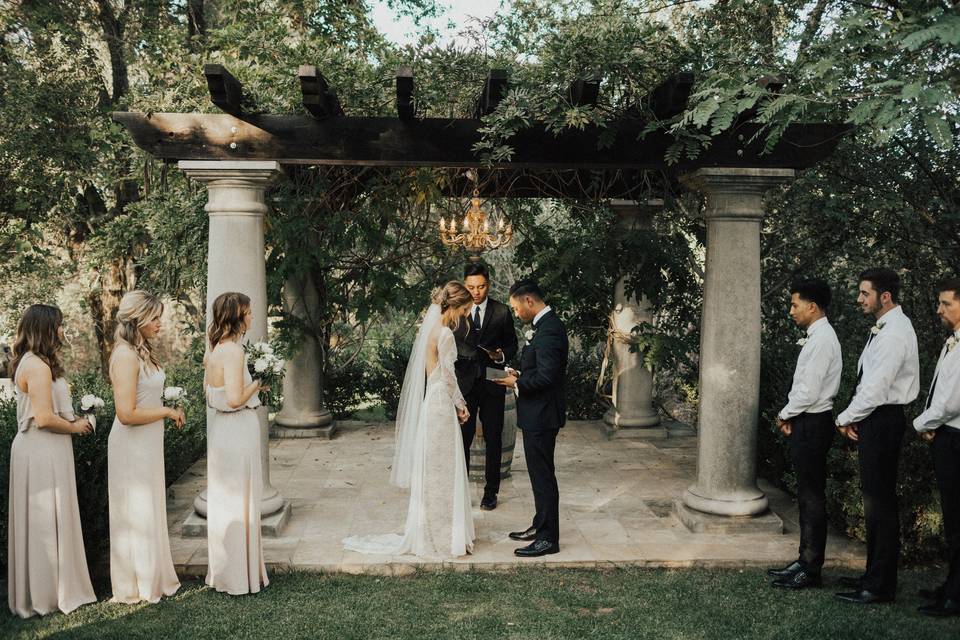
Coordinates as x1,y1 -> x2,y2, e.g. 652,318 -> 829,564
204,64 -> 243,115
298,65 -> 343,119
396,65 -> 415,120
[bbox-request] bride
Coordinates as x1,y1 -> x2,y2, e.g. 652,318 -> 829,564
343,282 -> 476,558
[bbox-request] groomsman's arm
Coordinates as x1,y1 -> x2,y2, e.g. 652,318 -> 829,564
913,370 -> 960,434
516,328 -> 565,394
500,308 -> 519,362
837,333 -> 907,426
778,339 -> 830,421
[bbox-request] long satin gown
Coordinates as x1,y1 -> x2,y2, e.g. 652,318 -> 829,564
204,354 -> 269,595
108,360 -> 180,603
7,352 -> 96,618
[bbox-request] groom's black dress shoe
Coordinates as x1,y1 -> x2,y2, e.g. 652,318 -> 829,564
480,495 -> 497,511
918,598 -> 960,617
772,569 -> 821,590
835,589 -> 894,605
767,561 -> 803,578
837,576 -> 862,589
514,540 -> 560,557
508,526 -> 538,541
919,585 -> 945,600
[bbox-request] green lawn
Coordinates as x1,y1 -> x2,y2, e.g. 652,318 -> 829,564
2,567 -> 958,639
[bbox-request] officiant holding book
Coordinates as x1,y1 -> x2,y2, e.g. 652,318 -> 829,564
453,263 -> 519,511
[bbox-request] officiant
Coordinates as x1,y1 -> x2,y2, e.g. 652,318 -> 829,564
454,263 -> 519,511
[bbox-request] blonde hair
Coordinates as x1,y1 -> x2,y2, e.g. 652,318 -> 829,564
112,290 -> 163,372
432,281 -> 472,329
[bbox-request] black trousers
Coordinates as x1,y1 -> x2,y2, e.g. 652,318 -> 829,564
460,381 -> 506,497
933,427 -> 960,600
788,410 -> 834,573
522,428 -> 560,544
857,404 -> 905,596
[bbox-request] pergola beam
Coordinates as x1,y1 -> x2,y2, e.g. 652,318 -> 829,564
204,64 -> 243,115
299,65 -> 343,119
396,65 -> 415,120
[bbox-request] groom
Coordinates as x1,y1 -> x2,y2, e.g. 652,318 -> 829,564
496,280 -> 568,557
453,263 -> 519,511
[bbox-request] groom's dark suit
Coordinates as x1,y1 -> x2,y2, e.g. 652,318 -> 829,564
453,297 -> 519,498
516,309 -> 568,544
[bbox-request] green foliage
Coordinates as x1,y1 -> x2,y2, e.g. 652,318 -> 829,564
367,331 -> 418,422
564,342 -> 608,421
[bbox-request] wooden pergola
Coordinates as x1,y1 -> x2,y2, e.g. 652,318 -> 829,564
114,64 -> 849,534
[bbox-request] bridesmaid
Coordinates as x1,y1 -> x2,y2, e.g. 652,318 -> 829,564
203,291 -> 269,595
7,305 -> 96,618
108,290 -> 184,603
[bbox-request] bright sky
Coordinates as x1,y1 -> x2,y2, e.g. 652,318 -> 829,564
369,0 -> 504,47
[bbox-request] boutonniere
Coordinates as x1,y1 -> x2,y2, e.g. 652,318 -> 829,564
524,329 -> 535,343
870,321 -> 885,335
948,335 -> 958,352
796,337 -> 808,347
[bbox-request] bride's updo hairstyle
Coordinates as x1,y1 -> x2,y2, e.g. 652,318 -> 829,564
208,292 -> 251,347
112,290 -> 163,372
432,281 -> 472,330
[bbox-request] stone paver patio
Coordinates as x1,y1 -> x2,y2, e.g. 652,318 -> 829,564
164,421 -> 864,575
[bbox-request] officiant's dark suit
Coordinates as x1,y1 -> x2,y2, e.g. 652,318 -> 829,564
453,268 -> 519,507
502,280 -> 568,554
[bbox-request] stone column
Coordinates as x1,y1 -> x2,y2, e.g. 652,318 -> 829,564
603,199 -> 666,439
274,272 -> 335,437
179,160 -> 288,523
677,168 -> 793,527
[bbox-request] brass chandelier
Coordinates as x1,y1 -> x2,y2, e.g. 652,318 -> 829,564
439,189 -> 513,257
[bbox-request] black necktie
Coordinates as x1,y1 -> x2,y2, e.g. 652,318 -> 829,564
925,340 -> 950,409
473,306 -> 481,337
856,331 -> 876,386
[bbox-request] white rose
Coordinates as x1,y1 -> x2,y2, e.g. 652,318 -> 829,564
271,359 -> 284,374
80,394 -> 100,412
163,386 -> 186,401
796,338 -> 808,347
254,357 -> 269,373
524,330 -> 535,341
261,344 -> 274,355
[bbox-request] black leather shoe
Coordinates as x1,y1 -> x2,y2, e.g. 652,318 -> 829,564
514,540 -> 560,557
480,495 -> 497,511
919,585 -> 946,600
772,569 -> 822,590
767,561 -> 803,578
918,598 -> 960,617
835,589 -> 894,605
837,576 -> 862,589
508,526 -> 538,541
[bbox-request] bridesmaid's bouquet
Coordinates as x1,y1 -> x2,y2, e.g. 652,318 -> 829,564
78,394 -> 105,432
244,341 -> 284,408
163,386 -> 187,408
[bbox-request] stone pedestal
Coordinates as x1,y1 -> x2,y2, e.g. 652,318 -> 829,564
603,199 -> 666,439
274,272 -> 335,438
179,160 -> 287,519
678,168 -> 794,520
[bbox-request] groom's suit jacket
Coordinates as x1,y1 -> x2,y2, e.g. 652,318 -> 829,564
516,309 -> 569,432
453,297 -> 519,398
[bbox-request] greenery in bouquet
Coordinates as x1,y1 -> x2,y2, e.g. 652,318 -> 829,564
244,341 -> 284,409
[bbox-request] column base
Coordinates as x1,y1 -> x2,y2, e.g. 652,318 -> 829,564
193,486 -> 286,517
674,499 -> 782,534
603,407 -> 666,438
681,484 -> 769,517
182,500 -> 293,538
271,422 -> 337,440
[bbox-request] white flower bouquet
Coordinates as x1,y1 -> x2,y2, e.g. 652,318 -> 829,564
163,386 -> 188,408
244,340 -> 285,408
78,393 -> 105,432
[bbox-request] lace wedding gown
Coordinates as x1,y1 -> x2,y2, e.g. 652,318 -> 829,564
344,321 -> 475,559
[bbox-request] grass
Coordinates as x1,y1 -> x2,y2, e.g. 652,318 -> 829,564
2,567 -> 958,639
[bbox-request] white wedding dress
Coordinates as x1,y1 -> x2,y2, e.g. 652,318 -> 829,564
343,305 -> 475,559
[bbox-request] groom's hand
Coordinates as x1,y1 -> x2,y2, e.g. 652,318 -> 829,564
457,407 -> 470,424
494,373 -> 517,388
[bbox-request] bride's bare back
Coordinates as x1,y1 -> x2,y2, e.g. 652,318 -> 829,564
425,326 -> 442,376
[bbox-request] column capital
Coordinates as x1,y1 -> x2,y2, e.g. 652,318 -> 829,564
178,160 -> 281,183
681,168 -> 795,221
609,198 -> 664,230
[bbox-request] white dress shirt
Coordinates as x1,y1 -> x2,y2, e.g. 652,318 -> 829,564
778,317 -> 842,421
913,329 -> 960,433
837,305 -> 920,426
532,306 -> 552,327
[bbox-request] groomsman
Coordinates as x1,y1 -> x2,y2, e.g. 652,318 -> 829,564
835,268 -> 919,604
767,280 -> 842,590
912,278 -> 960,617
